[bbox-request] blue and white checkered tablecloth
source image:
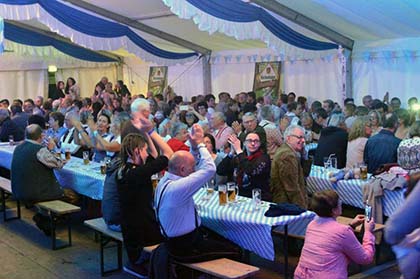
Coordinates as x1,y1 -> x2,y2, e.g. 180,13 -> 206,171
0,143 -> 105,200
193,189 -> 315,261
0,143 -> 15,169
55,158 -> 105,200
307,165 -> 405,217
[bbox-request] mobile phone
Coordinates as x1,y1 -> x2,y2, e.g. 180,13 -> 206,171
180,105 -> 189,111
365,204 -> 372,222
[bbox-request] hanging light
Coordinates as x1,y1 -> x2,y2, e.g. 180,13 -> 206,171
48,65 -> 58,73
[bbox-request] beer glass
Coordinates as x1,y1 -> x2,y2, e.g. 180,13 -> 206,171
218,184 -> 227,206
83,151 -> 90,165
227,182 -> 238,203
100,161 -> 107,174
65,148 -> 71,160
360,163 -> 368,180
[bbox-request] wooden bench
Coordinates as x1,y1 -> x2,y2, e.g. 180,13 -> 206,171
178,258 -> 259,279
0,176 -> 21,221
36,200 -> 81,250
85,218 -> 259,278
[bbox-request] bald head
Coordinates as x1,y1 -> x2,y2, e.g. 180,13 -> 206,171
25,124 -> 43,141
168,151 -> 195,177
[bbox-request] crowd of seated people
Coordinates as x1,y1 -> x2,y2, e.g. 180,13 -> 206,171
1,75 -> 420,278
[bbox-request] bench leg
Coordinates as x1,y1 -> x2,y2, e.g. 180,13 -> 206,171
47,213 -> 73,250
1,189 -> 21,222
99,233 -> 123,276
283,224 -> 289,279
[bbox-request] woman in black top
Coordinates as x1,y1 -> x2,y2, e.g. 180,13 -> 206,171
116,115 -> 173,276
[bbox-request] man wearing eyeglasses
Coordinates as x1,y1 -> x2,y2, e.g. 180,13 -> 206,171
270,125 -> 309,209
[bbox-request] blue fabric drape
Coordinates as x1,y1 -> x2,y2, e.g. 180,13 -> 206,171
4,22 -> 117,62
187,0 -> 338,51
0,0 -> 198,60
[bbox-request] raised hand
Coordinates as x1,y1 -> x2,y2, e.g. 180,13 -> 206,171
189,123 -> 204,148
231,121 -> 242,135
227,134 -> 242,154
350,214 -> 365,228
132,112 -> 154,133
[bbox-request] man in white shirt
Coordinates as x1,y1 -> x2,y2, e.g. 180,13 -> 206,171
155,124 -> 241,263
211,112 -> 234,151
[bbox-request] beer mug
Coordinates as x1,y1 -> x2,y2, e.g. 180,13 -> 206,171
360,163 -> 368,180
218,184 -> 227,206
100,161 -> 107,175
83,151 -> 90,165
65,148 -> 71,160
227,182 -> 238,203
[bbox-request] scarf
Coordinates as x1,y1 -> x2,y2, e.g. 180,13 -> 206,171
237,149 -> 263,187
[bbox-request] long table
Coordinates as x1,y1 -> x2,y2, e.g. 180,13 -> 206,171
0,143 -> 105,200
194,189 -> 315,261
306,165 -> 405,217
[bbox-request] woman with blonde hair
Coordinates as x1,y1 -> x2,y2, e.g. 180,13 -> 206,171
346,116 -> 372,168
369,110 -> 383,136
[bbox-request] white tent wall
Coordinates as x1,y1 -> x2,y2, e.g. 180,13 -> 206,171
55,65 -> 118,98
283,58 -> 343,105
124,51 -> 343,103
352,57 -> 420,108
122,56 -> 204,99
0,69 -> 46,101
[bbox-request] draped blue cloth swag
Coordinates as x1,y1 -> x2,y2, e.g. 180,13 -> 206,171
186,0 -> 338,51
4,22 -> 117,62
0,17 -> 3,54
0,0 -> 198,60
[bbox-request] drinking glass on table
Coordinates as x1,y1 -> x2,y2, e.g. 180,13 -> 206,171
360,163 -> 368,180
100,160 -> 107,174
8,135 -> 14,146
218,184 -> 227,206
227,182 -> 239,204
323,157 -> 331,173
330,156 -> 337,169
83,151 -> 90,165
252,188 -> 262,211
65,148 -> 71,160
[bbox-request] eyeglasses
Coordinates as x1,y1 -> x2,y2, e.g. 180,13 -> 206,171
185,114 -> 194,118
289,134 -> 305,140
245,139 -> 260,144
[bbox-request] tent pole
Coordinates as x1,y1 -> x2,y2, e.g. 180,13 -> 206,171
62,0 -> 211,56
249,0 -> 354,50
202,55 -> 212,95
346,55 -> 353,99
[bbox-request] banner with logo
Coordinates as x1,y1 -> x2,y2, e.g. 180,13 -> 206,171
148,66 -> 168,95
253,61 -> 281,99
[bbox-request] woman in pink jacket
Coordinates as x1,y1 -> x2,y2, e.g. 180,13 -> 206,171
294,190 -> 375,279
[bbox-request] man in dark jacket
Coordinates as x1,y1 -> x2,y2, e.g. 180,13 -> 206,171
0,108 -> 24,142
364,113 -> 401,173
314,113 -> 348,169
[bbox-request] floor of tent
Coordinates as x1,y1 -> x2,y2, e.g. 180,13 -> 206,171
0,201 -> 401,279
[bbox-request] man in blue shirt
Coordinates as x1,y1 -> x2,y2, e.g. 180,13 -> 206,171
364,113 -> 401,173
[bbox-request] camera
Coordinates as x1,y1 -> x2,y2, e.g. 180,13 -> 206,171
365,204 -> 372,222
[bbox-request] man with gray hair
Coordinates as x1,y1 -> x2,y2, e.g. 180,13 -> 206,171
121,98 -> 151,140
167,122 -> 190,152
211,111 -> 234,151
0,108 -> 24,142
314,113 -> 348,168
270,125 -> 308,208
259,106 -> 282,159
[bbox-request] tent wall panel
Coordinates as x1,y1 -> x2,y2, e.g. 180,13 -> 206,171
353,57 -> 420,107
0,69 -> 47,101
